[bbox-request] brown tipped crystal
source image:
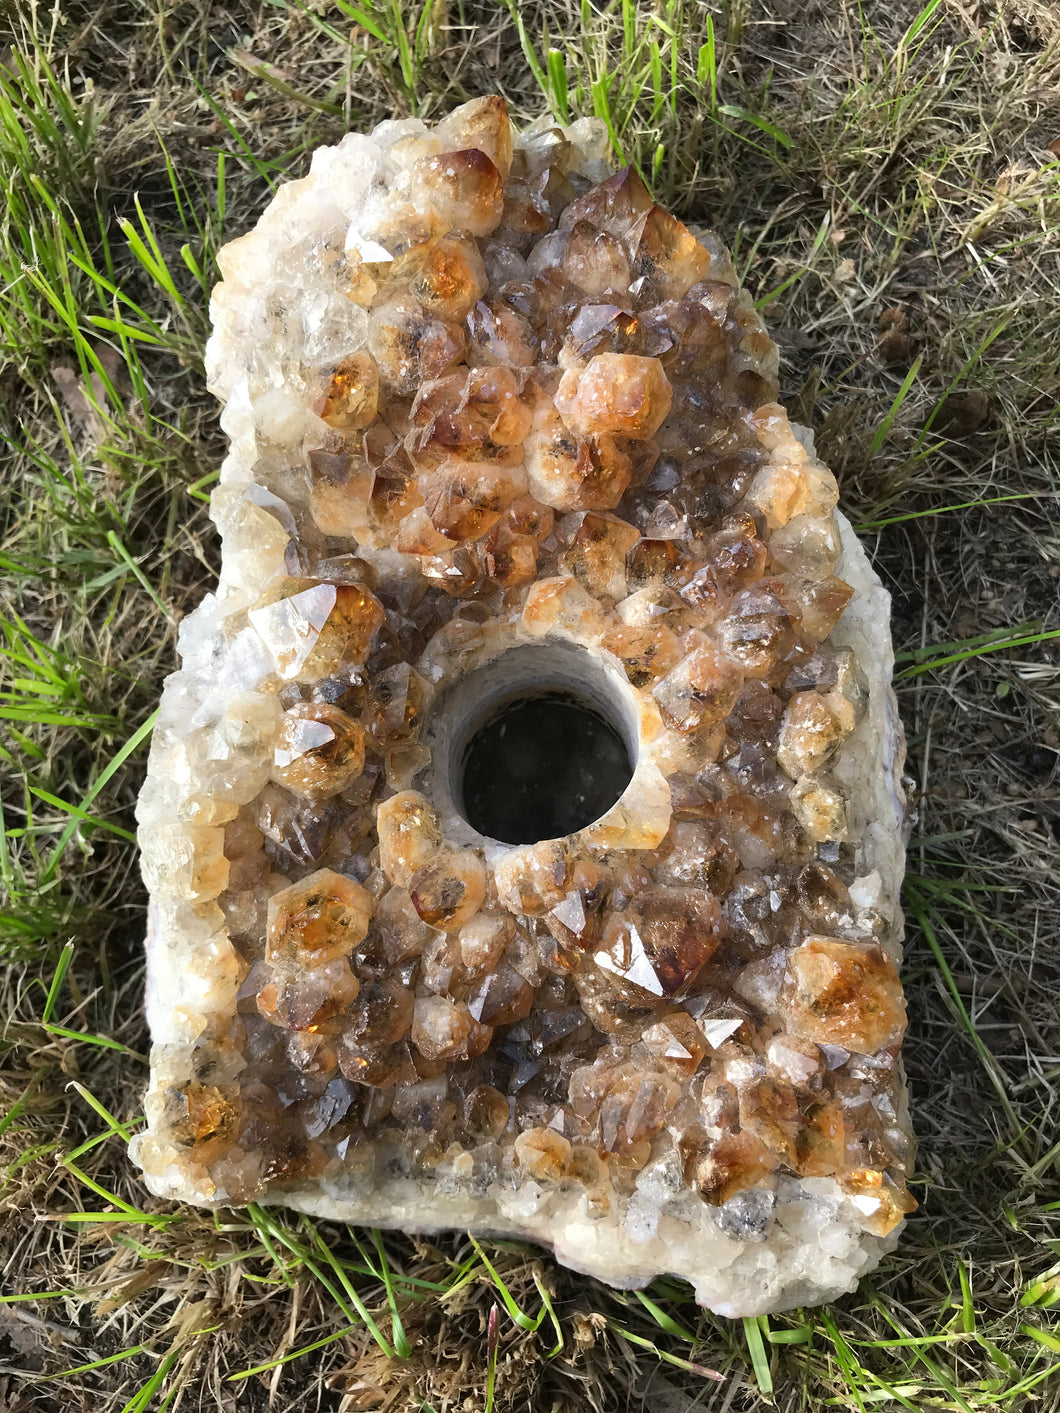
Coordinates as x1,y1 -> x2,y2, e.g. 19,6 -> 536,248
782,937 -> 906,1055
272,703 -> 366,797
267,868 -> 374,967
554,353 -> 673,439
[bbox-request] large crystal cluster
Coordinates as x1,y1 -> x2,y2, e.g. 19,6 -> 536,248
134,98 -> 912,1316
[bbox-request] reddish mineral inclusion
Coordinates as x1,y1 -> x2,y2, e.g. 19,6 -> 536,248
135,96 -> 912,1315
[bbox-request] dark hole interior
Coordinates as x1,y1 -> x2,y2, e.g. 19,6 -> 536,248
459,691 -> 634,845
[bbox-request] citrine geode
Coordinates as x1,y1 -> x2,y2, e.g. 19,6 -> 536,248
133,98 -> 913,1316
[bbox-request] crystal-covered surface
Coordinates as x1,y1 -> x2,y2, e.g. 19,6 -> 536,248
133,97 -> 912,1316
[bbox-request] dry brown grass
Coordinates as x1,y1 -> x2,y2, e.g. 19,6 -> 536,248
1,1 -> 1058,1409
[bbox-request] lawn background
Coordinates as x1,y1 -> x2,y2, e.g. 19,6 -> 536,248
1,0 -> 1059,1409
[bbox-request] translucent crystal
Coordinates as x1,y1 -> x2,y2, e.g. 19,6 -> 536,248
164,1081 -> 241,1165
776,690 -> 855,778
377,790 -> 443,885
386,235 -> 488,320
249,581 -> 385,681
782,937 -> 906,1054
600,621 -> 682,686
367,293 -> 467,394
435,96 -> 514,181
410,148 -> 504,236
467,966 -> 534,1025
267,868 -> 374,967
563,512 -> 641,599
318,352 -> 379,431
638,1012 -> 708,1076
408,849 -> 486,930
272,703 -> 365,797
554,353 -> 672,439
523,398 -> 634,511
513,1126 -> 572,1179
594,887 -> 722,998
790,777 -> 849,842
652,643 -> 742,733
411,995 -> 491,1061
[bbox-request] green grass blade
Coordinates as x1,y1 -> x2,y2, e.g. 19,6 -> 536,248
856,492 -> 1042,531
227,1324 -> 359,1381
743,1315 -> 774,1393
40,708 -> 156,884
718,103 -> 791,148
870,355 -> 923,453
28,785 -> 137,842
896,628 -> 1060,679
547,49 -> 570,124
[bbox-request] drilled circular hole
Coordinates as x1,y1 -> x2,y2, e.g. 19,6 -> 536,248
459,689 -> 634,846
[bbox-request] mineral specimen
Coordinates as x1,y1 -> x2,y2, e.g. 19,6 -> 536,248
134,97 -> 913,1316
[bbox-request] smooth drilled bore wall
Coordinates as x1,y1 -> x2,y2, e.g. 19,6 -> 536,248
430,640 -> 642,849
457,672 -> 635,847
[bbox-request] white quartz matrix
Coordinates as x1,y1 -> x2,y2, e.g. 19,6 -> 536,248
133,97 -> 913,1316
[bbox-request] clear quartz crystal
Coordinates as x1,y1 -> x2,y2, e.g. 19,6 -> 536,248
136,96 -> 911,1317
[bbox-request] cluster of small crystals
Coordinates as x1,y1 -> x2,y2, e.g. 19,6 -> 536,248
141,97 -> 912,1244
